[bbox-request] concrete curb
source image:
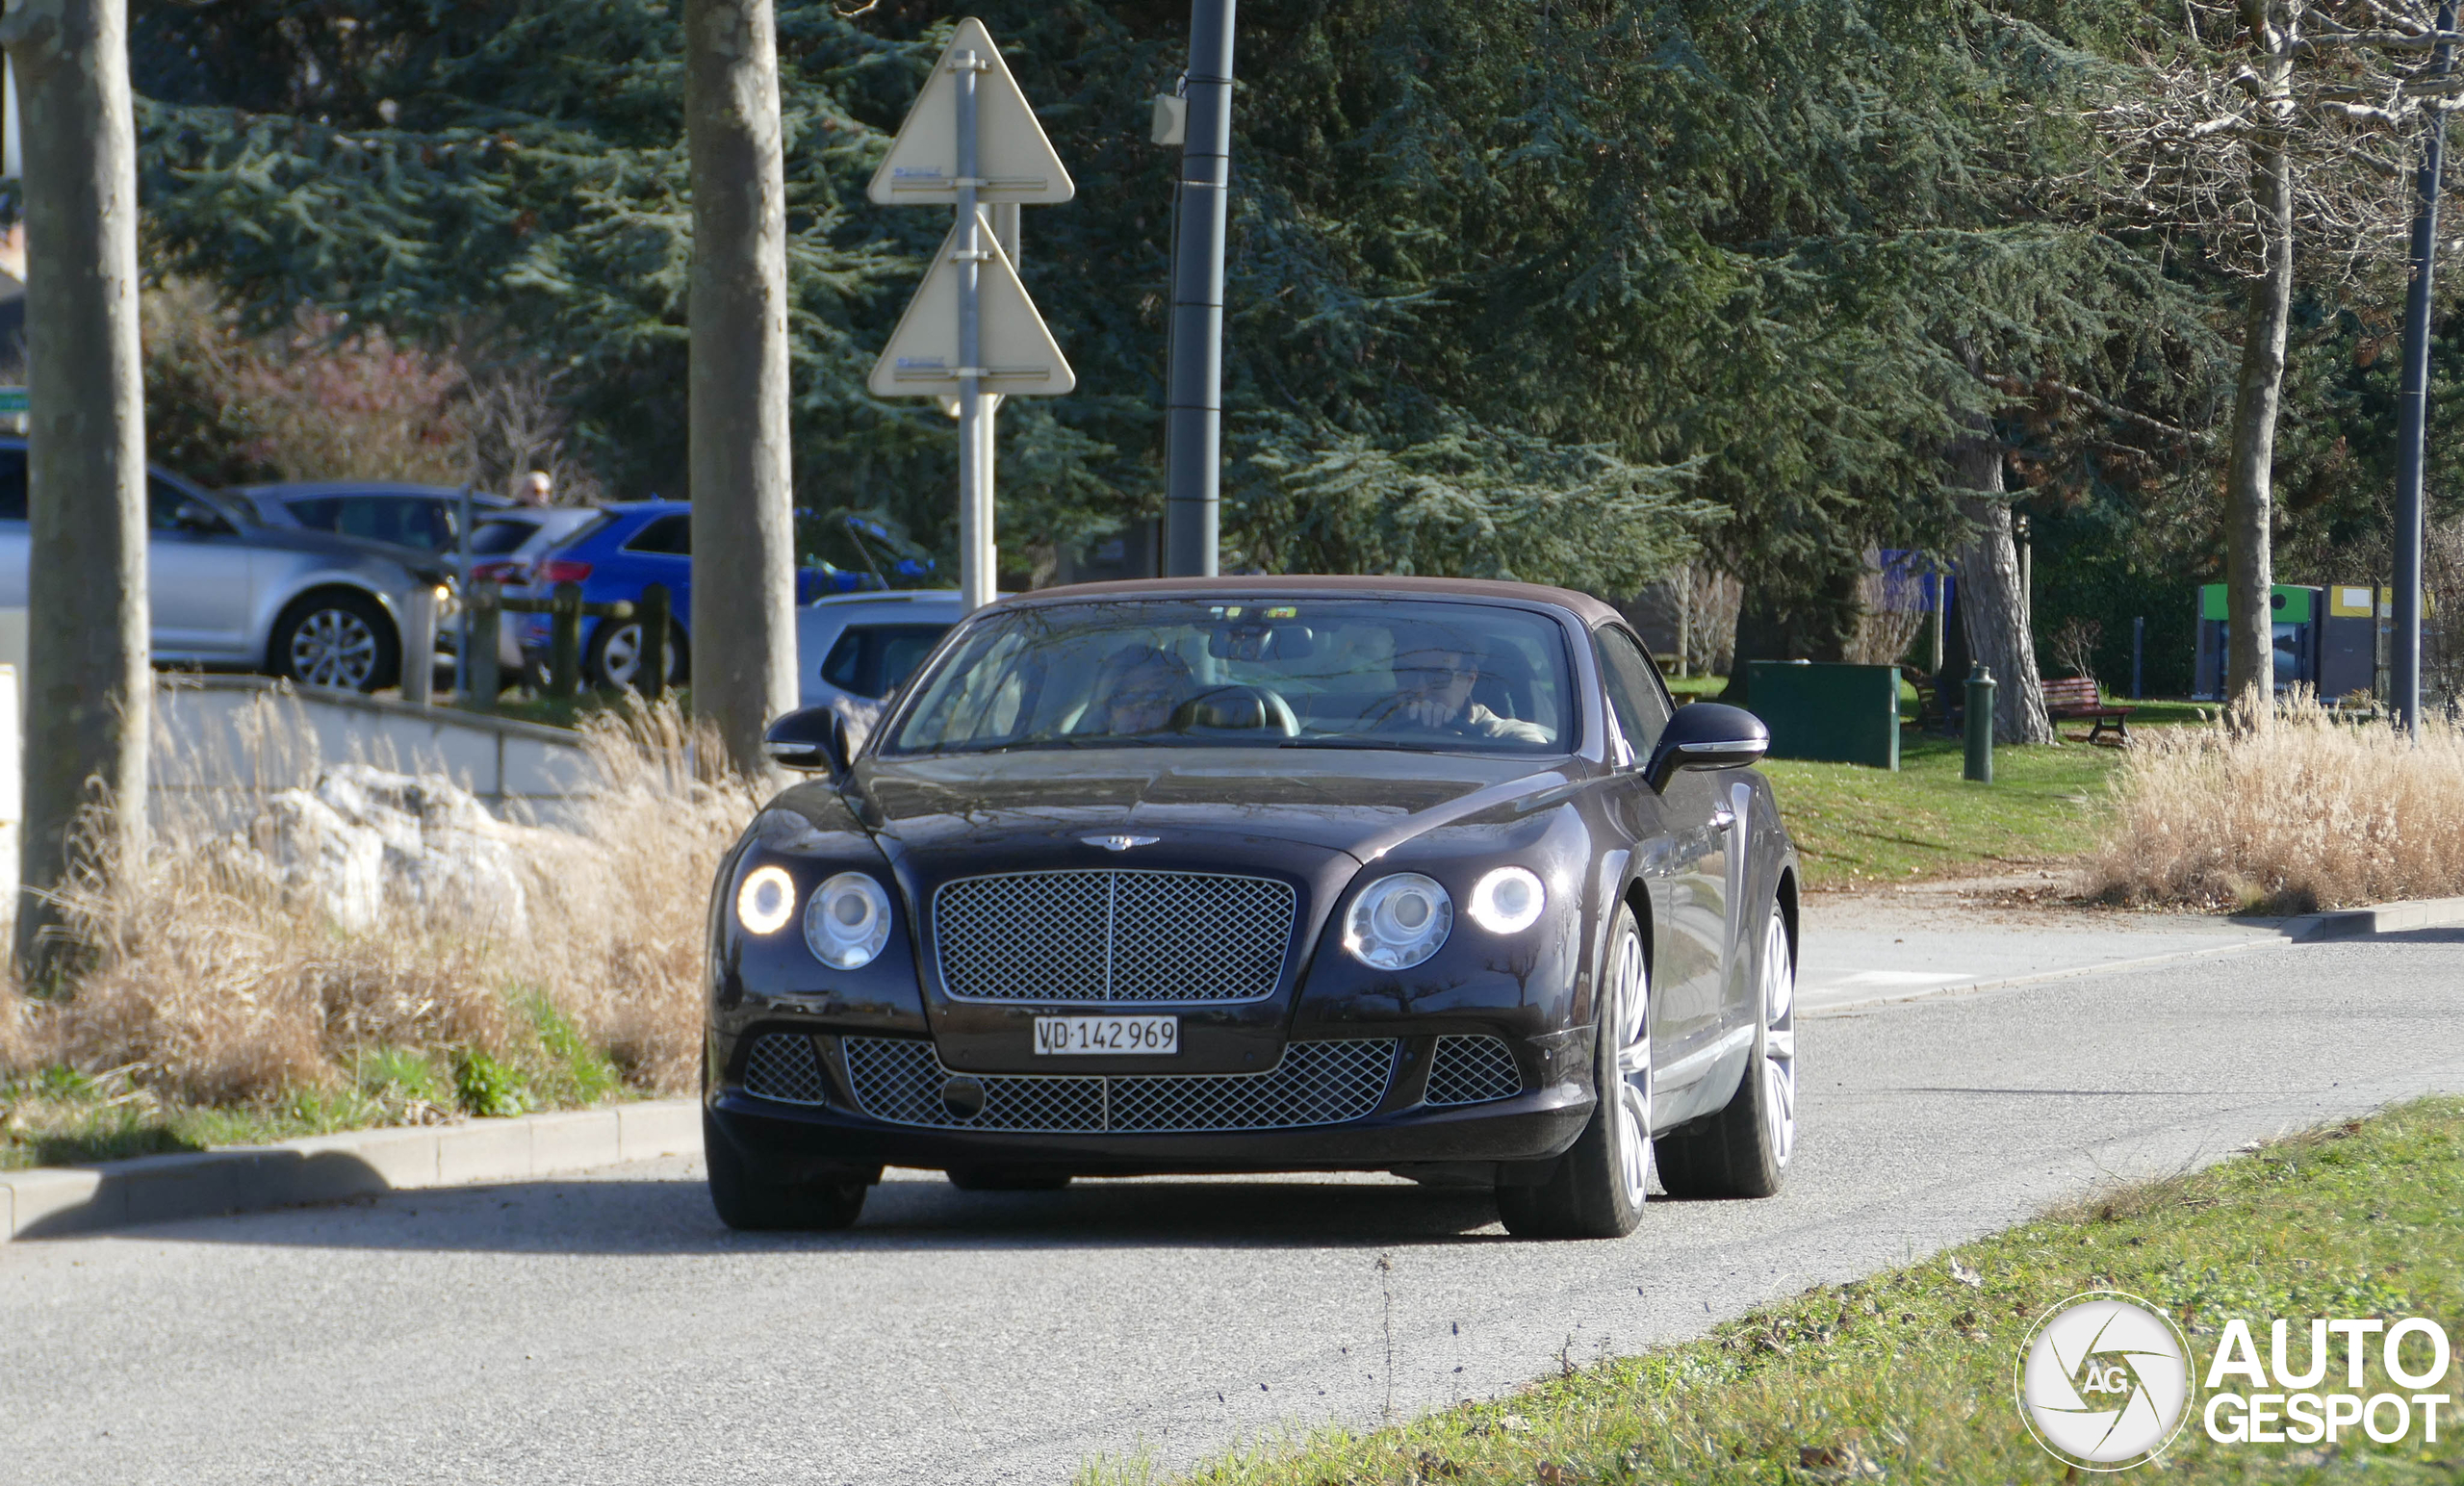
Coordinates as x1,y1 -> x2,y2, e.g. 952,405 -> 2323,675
0,1098 -> 699,1243
2281,895 -> 2464,941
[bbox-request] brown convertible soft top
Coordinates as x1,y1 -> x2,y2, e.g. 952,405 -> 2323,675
996,573 -> 1624,629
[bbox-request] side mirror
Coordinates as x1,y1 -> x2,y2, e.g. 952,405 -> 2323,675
1641,703 -> 1769,792
174,499 -> 233,535
762,705 -> 848,775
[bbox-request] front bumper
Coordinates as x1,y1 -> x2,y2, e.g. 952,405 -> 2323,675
706,1027 -> 1594,1179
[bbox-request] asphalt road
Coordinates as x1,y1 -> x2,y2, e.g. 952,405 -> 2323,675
7,930 -> 2463,1486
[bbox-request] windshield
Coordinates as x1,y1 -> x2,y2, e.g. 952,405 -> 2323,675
469,518 -> 542,556
886,599 -> 1577,756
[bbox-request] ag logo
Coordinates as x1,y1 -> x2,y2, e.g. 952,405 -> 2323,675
2015,1292 -> 2194,1470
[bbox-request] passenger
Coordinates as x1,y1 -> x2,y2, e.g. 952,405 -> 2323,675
1090,644 -> 1194,735
1384,633 -> 1550,744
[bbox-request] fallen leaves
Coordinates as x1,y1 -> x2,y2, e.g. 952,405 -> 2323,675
1798,1442 -> 1887,1481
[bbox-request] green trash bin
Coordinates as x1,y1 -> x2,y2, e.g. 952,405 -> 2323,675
1744,661 -> 1902,770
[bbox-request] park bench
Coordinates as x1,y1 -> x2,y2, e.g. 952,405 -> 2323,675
2041,674 -> 2133,746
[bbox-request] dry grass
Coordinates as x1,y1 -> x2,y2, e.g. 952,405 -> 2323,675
0,696 -> 757,1107
2087,689 -> 2464,913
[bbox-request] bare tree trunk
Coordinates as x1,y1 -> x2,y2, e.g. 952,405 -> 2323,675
0,0 -> 148,976
1949,426 -> 2054,745
683,0 -> 795,773
2225,0 -> 2298,717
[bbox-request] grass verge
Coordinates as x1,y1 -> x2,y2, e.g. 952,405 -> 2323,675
1762,734 -> 2124,889
1094,1097 -> 2464,1485
0,987 -> 639,1169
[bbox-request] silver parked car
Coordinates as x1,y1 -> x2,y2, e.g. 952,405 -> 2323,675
0,441 -> 449,692
795,590 -> 982,753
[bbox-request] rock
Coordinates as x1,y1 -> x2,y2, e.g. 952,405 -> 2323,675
254,765 -> 542,933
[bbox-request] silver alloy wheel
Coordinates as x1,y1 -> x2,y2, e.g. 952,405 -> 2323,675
601,622 -> 645,685
1608,918 -> 1652,1209
599,622 -> 671,687
1759,906 -> 1797,1167
290,607 -> 379,689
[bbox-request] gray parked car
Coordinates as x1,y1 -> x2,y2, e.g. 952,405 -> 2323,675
0,440 -> 449,692
244,480 -> 512,557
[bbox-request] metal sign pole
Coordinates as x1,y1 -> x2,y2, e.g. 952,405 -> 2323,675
455,482 -> 474,697
953,46 -> 991,613
2392,0 -> 2454,737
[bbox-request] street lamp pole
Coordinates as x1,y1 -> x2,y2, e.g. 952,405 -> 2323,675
2392,0 -> 2457,737
1163,0 -> 1235,577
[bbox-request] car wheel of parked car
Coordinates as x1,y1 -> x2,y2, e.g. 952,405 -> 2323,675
1656,900 -> 1796,1199
1496,903 -> 1650,1240
587,619 -> 686,690
271,589 -> 399,693
946,1167 -> 1073,1191
703,1108 -> 869,1231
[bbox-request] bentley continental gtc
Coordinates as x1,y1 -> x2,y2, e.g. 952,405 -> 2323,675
703,576 -> 1800,1239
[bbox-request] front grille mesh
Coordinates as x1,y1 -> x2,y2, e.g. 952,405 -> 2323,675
740,1032 -> 831,1106
1425,1035 -> 1523,1107
841,1036 -> 1397,1134
935,870 -> 1296,1003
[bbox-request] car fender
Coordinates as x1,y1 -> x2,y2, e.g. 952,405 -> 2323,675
248,554 -> 411,658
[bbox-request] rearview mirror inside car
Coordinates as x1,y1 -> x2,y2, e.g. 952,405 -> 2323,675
1642,703 -> 1769,792
762,705 -> 848,775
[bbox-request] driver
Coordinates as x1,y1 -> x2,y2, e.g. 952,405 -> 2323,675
1089,644 -> 1194,735
1386,631 -> 1550,744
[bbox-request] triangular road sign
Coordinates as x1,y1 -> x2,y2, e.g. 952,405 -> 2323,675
868,19 -> 1074,206
868,217 -> 1074,398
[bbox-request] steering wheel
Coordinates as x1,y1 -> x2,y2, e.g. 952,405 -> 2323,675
1169,684 -> 1299,738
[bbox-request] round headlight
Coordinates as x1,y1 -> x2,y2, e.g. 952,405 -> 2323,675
805,871 -> 893,969
1468,866 -> 1547,935
1345,873 -> 1453,970
735,864 -> 797,935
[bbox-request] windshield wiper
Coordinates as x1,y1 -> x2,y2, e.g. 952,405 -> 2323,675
1281,737 -> 1463,754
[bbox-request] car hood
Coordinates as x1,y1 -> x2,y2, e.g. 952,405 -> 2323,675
831,747 -> 1592,877
234,522 -> 437,579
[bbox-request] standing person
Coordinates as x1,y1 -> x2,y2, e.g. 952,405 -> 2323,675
515,469 -> 553,506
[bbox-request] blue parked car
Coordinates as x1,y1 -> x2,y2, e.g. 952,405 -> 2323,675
510,500 -> 885,687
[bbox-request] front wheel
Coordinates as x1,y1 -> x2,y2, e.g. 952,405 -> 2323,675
704,1109 -> 869,1231
271,590 -> 400,693
1497,903 -> 1651,1240
1656,900 -> 1796,1199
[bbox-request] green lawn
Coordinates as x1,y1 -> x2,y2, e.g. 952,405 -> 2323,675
1091,1098 -> 2464,1485
0,992 -> 634,1170
1665,674 -> 2205,889
1761,733 -> 2125,890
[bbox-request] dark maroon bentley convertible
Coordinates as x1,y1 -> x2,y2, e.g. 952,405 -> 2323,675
702,576 -> 1800,1239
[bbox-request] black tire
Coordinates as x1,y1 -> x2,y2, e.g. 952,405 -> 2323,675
1497,903 -> 1651,1240
270,589 -> 400,693
703,1109 -> 869,1231
946,1167 -> 1073,1192
586,617 -> 687,690
1656,901 -> 1796,1200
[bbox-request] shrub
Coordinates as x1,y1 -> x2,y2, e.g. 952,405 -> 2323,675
2087,691 -> 2464,912
0,696 -> 756,1108
143,276 -> 603,500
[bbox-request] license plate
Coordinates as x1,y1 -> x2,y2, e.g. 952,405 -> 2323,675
1032,1015 -> 1178,1056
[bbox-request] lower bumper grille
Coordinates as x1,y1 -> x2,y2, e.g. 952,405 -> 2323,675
839,1036 -> 1399,1135
1425,1035 -> 1523,1106
740,1032 -> 831,1106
